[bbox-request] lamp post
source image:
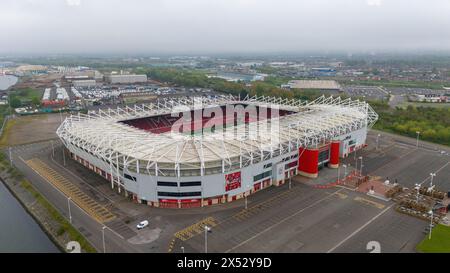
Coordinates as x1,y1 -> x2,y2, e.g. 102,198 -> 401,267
8,147 -> 12,167
245,185 -> 250,210
51,140 -> 55,157
376,134 -> 381,150
428,210 -> 434,240
337,164 -> 341,183
416,131 -> 420,148
204,225 -> 211,253
358,156 -> 363,176
429,173 -> 436,188
102,226 -> 107,253
67,197 -> 72,224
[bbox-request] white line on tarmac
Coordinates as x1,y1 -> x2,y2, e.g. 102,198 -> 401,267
418,161 -> 450,185
18,155 -> 125,241
225,188 -> 344,253
326,204 -> 393,253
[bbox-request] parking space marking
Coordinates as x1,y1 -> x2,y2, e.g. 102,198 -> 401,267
173,217 -> 218,242
354,196 -> 385,209
327,205 -> 393,253
225,188 -> 343,253
25,158 -> 116,224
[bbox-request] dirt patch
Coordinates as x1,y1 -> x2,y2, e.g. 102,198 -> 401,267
2,113 -> 68,146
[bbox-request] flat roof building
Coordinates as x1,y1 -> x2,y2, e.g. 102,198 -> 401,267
106,74 -> 147,84
288,80 -> 341,90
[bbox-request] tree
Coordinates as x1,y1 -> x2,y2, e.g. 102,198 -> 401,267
9,97 -> 21,108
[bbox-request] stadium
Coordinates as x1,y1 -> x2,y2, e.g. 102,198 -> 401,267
56,95 -> 378,208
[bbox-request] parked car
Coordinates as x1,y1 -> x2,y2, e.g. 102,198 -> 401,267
136,220 -> 149,230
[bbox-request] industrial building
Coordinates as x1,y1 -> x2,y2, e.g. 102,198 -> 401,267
288,80 -> 341,91
73,79 -> 97,87
57,95 -> 378,208
106,74 -> 147,84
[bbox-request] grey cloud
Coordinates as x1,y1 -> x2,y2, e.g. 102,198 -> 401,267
1,0 -> 450,54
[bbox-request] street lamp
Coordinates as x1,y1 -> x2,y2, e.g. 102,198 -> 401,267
430,173 -> 436,188
67,197 -> 72,224
428,210 -> 434,240
245,185 -> 250,210
358,156 -> 363,176
416,131 -> 420,148
376,134 -> 381,150
102,226 -> 107,253
415,183 -> 421,204
204,225 -> 211,253
51,140 -> 55,157
337,164 -> 341,183
8,147 -> 12,167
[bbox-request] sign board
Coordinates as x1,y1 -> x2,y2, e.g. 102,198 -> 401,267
225,171 -> 241,191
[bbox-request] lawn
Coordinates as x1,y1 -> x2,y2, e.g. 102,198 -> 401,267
398,102 -> 450,109
416,224 -> 450,253
9,87 -> 43,107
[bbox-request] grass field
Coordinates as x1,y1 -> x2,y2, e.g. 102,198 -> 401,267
0,113 -> 64,147
416,224 -> 450,253
398,102 -> 450,109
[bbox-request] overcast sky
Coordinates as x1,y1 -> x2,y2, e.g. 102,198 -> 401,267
1,0 -> 450,55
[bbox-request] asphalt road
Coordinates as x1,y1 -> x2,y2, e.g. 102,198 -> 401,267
9,128 -> 447,253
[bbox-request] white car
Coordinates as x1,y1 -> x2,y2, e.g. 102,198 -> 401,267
136,220 -> 149,230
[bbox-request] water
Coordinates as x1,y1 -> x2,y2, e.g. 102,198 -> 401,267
0,75 -> 18,90
0,182 -> 59,253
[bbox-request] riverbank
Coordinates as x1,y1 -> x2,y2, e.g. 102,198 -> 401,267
0,115 -> 96,253
0,75 -> 18,91
0,154 -> 96,253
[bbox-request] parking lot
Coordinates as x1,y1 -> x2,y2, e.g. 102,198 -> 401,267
8,112 -> 449,253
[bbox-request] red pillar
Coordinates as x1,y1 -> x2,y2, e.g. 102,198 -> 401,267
298,147 -> 319,178
329,141 -> 340,169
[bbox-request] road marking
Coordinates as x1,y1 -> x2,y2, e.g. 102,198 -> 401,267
327,205 -> 393,253
354,196 -> 385,209
25,158 -> 115,224
335,192 -> 348,199
225,188 -> 343,253
174,217 -> 217,241
417,161 -> 450,184
49,152 -> 116,204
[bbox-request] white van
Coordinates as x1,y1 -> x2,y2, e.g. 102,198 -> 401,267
136,220 -> 149,230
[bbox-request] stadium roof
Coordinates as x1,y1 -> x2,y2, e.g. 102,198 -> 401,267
57,95 -> 377,176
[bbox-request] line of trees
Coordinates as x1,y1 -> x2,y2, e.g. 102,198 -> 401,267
136,67 -> 323,101
372,102 -> 450,146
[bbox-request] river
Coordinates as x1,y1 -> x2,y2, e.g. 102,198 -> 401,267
0,182 -> 59,253
0,75 -> 18,91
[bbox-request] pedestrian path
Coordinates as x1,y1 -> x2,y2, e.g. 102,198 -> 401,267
25,158 -> 116,224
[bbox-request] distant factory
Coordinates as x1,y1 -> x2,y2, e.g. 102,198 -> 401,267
287,80 -> 341,91
106,74 -> 148,84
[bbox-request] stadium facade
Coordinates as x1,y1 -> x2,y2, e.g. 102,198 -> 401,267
57,95 -> 378,208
